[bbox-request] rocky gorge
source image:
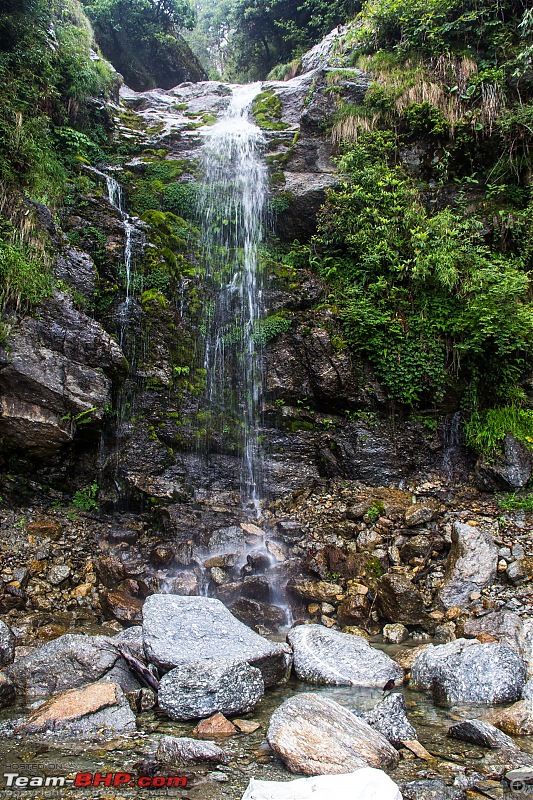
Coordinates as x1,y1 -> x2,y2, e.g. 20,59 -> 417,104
1,11 -> 533,800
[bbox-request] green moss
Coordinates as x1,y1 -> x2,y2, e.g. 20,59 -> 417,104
252,91 -> 290,131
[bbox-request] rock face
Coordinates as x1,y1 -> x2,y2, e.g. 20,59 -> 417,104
6,634 -> 120,697
438,522 -> 498,609
0,620 -> 15,667
377,573 -> 432,629
266,693 -> 399,775
287,624 -> 402,686
476,433 -> 532,489
410,639 -> 525,704
365,693 -> 417,747
156,735 -> 229,766
241,769 -> 402,800
0,673 -> 16,708
18,681 -> 136,735
0,294 -> 127,457
142,594 -> 292,686
447,719 -> 518,750
158,659 -> 264,721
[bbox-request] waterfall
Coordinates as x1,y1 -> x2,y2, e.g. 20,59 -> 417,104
199,83 -> 268,514
104,174 -> 134,303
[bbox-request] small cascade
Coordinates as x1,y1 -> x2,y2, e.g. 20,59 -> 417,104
104,174 -> 134,309
442,411 -> 461,481
198,83 -> 268,515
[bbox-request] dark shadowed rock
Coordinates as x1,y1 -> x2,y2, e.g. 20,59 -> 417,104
287,625 -> 402,686
447,719 -> 518,750
158,659 -> 264,721
438,522 -> 497,609
229,598 -> 286,631
142,594 -> 292,686
156,735 -> 229,766
476,433 -> 532,490
267,693 -> 398,775
365,693 -> 417,747
410,639 -> 525,704
0,621 -> 15,667
0,673 -> 15,708
6,634 -> 119,697
377,573 -> 432,629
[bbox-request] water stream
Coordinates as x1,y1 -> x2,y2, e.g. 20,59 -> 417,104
199,84 -> 268,515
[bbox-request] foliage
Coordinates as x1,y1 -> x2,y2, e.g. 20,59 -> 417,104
0,237 -> 52,313
306,131 -> 533,406
252,313 -> 292,345
464,406 -> 533,454
252,91 -> 290,131
72,482 -> 99,511
499,491 -> 533,511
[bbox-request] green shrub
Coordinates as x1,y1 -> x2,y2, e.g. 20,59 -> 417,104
72,482 -> 99,511
0,239 -> 52,312
465,406 -> 533,455
252,313 -> 292,345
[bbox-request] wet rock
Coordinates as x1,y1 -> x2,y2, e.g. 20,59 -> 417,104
241,575 -> 271,602
377,573 -> 432,629
102,590 -> 143,624
6,634 -> 119,697
241,768 -> 402,800
507,557 -> 533,585
156,735 -> 230,766
209,526 -> 245,552
0,620 -> 15,667
476,433 -> 532,489
438,522 -> 498,609
0,673 -> 15,708
404,504 -> 437,527
158,659 -> 264,721
410,638 -> 525,704
286,579 -> 342,603
164,571 -> 199,595
233,718 -> 260,733
229,598 -> 286,631
287,625 -> 402,686
383,624 -> 409,644
300,26 -> 349,71
142,595 -> 292,686
47,564 -> 71,585
17,681 -> 135,735
267,693 -> 398,775
365,692 -> 417,747
462,611 -> 522,651
95,555 -> 127,587
484,699 -> 533,735
193,712 -> 237,738
336,594 -> 371,627
400,780 -> 465,800
150,544 -> 176,567
447,719 -> 518,750
400,535 -> 432,562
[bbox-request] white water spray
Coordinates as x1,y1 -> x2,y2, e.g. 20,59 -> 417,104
199,83 -> 268,513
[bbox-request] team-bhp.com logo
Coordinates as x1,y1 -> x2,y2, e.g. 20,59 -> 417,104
3,773 -> 187,789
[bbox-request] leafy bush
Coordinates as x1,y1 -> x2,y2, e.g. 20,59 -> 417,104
465,406 -> 533,454
252,313 -> 292,346
72,482 -> 99,511
0,239 -> 52,312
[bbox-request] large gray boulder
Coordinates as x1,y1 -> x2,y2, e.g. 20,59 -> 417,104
410,638 -> 525,704
142,594 -> 292,686
476,433 -> 532,490
447,719 -> 518,750
266,693 -> 398,775
287,625 -> 402,686
6,634 -> 119,697
17,681 -> 135,735
365,692 -> 417,747
0,621 -> 15,667
438,521 -> 498,609
158,659 -> 264,721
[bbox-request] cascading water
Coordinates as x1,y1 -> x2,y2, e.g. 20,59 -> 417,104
104,174 -> 134,305
199,83 -> 268,514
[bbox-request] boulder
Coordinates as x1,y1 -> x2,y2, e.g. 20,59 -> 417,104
401,780 -> 466,800
507,557 -> 533,585
438,522 -> 497,609
241,768 -> 402,800
484,700 -> 533,735
476,433 -> 532,490
142,595 -> 292,687
447,719 -> 518,750
102,590 -> 143,624
0,673 -> 15,708
6,634 -> 120,697
193,712 -> 237,738
462,611 -> 522,651
158,659 -> 264,721
523,678 -> 533,700
266,693 -> 399,775
377,573 -> 432,629
365,693 -> 417,747
410,639 -> 525,704
287,579 -> 343,603
0,620 -> 15,667
156,735 -> 230,766
287,625 -> 402,686
404,504 -> 437,527
229,598 -> 286,631
17,681 -> 135,735
337,595 -> 371,628
383,624 -> 409,644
